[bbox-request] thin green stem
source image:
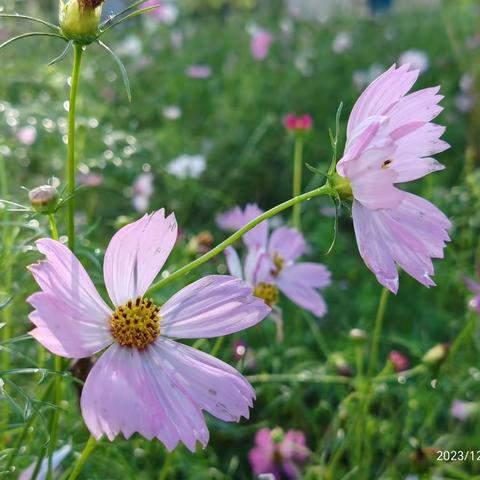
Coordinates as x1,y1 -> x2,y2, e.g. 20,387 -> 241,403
0,154 -> 13,432
367,287 -> 390,378
147,184 -> 335,294
292,136 -> 304,230
210,336 -> 225,357
67,435 -> 97,480
66,44 -> 84,253
354,286 -> 390,478
47,355 -> 63,479
48,214 -> 59,241
158,451 -> 175,480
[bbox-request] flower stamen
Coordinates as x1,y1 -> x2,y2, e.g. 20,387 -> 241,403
253,283 -> 279,307
271,254 -> 284,277
110,297 -> 160,349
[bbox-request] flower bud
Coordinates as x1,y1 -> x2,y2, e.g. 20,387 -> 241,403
388,350 -> 410,372
271,427 -> 284,444
422,343 -> 450,366
28,185 -> 59,214
59,0 -> 103,44
349,328 -> 367,343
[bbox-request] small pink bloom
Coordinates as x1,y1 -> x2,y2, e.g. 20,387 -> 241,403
27,210 -> 270,451
143,1 -> 178,23
451,399 -> 478,421
132,172 -> 154,213
78,173 -> 104,188
17,126 -> 37,146
186,65 -> 212,79
337,64 -> 451,293
389,350 -> 410,372
248,427 -> 309,479
251,29 -> 273,60
463,275 -> 480,313
283,114 -> 313,132
217,204 -> 330,318
332,32 -> 352,54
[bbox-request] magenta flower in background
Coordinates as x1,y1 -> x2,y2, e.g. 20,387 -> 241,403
251,28 -> 273,60
283,114 -> 313,132
389,350 -> 410,372
27,210 -> 270,451
132,172 -> 154,213
248,427 -> 309,479
217,204 -> 331,317
185,65 -> 212,79
336,64 -> 451,293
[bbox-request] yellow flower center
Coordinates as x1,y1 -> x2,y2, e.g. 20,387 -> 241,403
110,297 -> 160,349
253,283 -> 279,307
271,254 -> 284,276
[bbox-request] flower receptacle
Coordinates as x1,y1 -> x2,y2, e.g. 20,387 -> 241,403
59,0 -> 103,44
330,173 -> 352,200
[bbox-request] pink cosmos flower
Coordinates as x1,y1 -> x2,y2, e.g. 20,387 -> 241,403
217,204 -> 331,317
336,64 -> 451,293
248,427 -> 309,479
185,65 -> 212,79
27,210 -> 270,451
283,114 -> 313,132
132,172 -> 154,213
17,126 -> 37,146
251,28 -> 273,60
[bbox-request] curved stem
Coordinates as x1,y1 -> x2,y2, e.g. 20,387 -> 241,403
67,435 -> 97,480
292,136 -> 304,230
0,32 -> 66,51
147,184 -> 335,294
66,44 -> 84,253
0,14 -> 61,32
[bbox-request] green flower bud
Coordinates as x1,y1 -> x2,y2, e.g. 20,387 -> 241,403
271,427 -> 284,444
349,328 -> 367,343
59,0 -> 103,44
422,343 -> 450,366
330,172 -> 352,200
28,185 -> 59,214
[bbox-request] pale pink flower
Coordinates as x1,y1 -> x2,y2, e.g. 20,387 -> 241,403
19,445 -> 71,480
451,399 -> 478,421
217,204 -> 330,317
332,32 -> 352,54
398,50 -> 429,73
185,65 -> 212,79
251,29 -> 273,60
248,427 -> 309,479
132,172 -> 154,213
144,1 -> 178,24
78,172 -> 104,187
17,126 -> 37,146
27,210 -> 270,451
463,275 -> 480,312
337,64 -> 451,293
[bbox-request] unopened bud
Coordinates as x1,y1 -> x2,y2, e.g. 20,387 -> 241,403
389,350 -> 410,372
59,0 -> 103,44
422,343 -> 450,366
349,328 -> 367,343
28,185 -> 59,214
271,427 -> 284,444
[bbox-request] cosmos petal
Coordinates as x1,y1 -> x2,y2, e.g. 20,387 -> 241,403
81,343 -> 209,452
268,227 -> 306,262
27,239 -> 112,358
103,209 -> 177,307
161,275 -> 270,339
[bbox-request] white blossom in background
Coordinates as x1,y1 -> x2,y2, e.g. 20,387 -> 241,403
398,49 -> 430,73
332,32 -> 352,54
352,64 -> 385,90
162,105 -> 182,120
167,154 -> 206,179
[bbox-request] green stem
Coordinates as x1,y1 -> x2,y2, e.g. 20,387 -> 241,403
210,336 -> 224,357
45,213 -> 61,480
0,154 -> 13,432
147,184 -> 335,294
367,287 -> 390,378
48,214 -> 59,241
158,451 -> 175,480
355,286 -> 390,477
292,136 -> 304,230
66,44 -> 84,253
67,435 -> 97,480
